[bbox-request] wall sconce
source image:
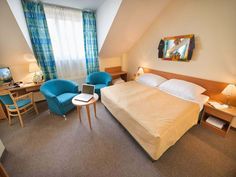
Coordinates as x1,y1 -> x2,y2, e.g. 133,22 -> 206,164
136,67 -> 144,76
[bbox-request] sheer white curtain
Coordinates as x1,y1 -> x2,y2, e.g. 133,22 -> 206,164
44,5 -> 87,85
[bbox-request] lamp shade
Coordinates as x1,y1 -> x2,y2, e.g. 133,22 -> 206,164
29,62 -> 40,73
221,84 -> 236,96
137,67 -> 144,75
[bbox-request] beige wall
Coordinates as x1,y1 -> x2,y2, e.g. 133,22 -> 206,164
99,57 -> 122,71
126,0 -> 236,83
0,0 -> 33,83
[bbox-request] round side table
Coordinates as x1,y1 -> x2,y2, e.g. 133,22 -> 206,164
72,93 -> 99,129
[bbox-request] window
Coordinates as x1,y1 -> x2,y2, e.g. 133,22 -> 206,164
44,5 -> 87,84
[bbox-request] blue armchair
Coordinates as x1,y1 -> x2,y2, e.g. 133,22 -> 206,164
86,72 -> 112,96
40,79 -> 79,116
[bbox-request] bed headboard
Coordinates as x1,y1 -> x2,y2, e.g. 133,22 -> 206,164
143,68 -> 236,106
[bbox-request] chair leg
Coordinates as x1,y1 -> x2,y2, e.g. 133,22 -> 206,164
17,110 -> 24,128
33,103 -> 39,115
6,110 -> 11,126
0,163 -> 9,177
8,115 -> 11,126
63,115 -> 67,120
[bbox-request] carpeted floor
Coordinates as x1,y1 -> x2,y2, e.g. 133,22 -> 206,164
0,101 -> 235,177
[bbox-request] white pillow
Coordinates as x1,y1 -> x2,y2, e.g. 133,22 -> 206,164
159,79 -> 206,100
136,73 -> 167,87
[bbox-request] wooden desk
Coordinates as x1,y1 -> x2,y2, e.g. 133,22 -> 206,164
105,66 -> 127,82
0,82 -> 44,120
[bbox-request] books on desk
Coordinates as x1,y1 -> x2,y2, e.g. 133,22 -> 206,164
206,116 -> 226,129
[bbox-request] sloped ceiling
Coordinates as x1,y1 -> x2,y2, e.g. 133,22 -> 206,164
96,0 -> 123,52
99,0 -> 172,58
0,0 -> 32,66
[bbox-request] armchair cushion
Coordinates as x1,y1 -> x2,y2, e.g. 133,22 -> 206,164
57,93 -> 77,106
9,99 -> 31,109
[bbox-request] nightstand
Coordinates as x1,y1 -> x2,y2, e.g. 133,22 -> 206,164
201,102 -> 236,137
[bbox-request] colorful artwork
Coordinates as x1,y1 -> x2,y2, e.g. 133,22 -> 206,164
158,34 -> 195,62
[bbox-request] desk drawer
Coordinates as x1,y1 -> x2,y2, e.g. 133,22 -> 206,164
25,86 -> 40,92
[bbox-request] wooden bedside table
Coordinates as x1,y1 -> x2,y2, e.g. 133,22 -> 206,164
201,102 -> 236,137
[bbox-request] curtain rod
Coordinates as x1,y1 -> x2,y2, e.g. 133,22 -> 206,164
42,2 -> 94,12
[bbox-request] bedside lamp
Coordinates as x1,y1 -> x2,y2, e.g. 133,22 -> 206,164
221,84 -> 236,106
29,62 -> 41,83
136,67 -> 144,76
134,67 -> 144,80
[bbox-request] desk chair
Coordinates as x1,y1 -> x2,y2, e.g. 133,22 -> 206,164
0,90 -> 38,128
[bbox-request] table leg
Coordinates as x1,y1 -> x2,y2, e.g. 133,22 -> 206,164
86,105 -> 92,129
93,102 -> 97,118
77,106 -> 82,122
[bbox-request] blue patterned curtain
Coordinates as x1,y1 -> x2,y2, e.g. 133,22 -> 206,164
21,0 -> 57,80
82,11 -> 100,75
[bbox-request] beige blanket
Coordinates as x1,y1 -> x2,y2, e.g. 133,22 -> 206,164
101,81 -> 200,160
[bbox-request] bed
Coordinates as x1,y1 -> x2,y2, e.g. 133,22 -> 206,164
101,80 -> 208,160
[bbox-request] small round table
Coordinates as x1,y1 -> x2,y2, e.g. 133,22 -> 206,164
72,93 -> 99,129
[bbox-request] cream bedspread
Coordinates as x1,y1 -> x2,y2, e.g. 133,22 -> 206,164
101,81 -> 200,160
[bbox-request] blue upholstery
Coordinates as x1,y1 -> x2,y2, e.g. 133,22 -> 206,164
0,94 -> 14,105
95,84 -> 106,96
86,72 -> 112,96
57,93 -> 77,106
40,79 -> 79,116
9,99 -> 31,109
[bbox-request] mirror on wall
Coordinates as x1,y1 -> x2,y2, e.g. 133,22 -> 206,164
158,34 -> 195,62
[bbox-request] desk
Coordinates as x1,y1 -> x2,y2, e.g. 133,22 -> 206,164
105,66 -> 127,82
0,82 -> 44,120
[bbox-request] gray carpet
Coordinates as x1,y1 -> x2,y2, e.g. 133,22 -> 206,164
0,101 -> 235,177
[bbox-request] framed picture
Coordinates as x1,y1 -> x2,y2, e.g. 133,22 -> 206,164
158,34 -> 195,62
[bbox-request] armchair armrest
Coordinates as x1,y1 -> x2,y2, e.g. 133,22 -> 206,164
86,77 -> 91,84
105,75 -> 112,86
105,80 -> 112,86
41,90 -> 56,98
41,91 -> 59,105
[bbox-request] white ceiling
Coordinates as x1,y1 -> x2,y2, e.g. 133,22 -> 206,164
41,0 -> 106,10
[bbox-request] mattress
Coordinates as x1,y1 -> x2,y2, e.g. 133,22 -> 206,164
101,81 -> 200,160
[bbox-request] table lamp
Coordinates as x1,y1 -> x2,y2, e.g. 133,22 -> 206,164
29,62 -> 41,83
221,84 -> 236,106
